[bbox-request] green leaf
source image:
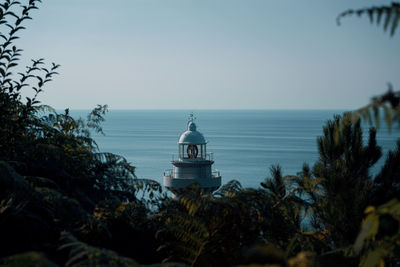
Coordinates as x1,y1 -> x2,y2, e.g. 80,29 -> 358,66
363,248 -> 386,267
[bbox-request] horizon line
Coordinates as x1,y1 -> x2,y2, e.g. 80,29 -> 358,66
61,108 -> 349,112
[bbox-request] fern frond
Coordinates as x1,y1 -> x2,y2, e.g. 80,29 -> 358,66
213,179 -> 242,198
157,210 -> 209,265
345,85 -> 400,133
337,2 -> 400,36
59,232 -> 139,267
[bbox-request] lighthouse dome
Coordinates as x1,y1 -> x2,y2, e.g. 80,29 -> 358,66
178,122 -> 206,144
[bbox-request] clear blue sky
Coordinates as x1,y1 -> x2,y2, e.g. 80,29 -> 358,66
17,0 -> 400,110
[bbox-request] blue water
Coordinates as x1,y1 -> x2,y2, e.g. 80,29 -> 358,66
71,110 -> 399,189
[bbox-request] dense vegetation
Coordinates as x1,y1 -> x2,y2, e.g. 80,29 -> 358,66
0,1 -> 399,266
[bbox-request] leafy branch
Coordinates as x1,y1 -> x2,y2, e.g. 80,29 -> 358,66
59,232 -> 139,267
337,2 -> 400,36
0,0 -> 41,88
344,84 -> 400,132
354,199 -> 400,267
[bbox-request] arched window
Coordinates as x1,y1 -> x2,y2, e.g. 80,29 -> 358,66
187,145 -> 198,159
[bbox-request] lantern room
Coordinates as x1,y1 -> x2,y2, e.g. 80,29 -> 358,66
178,121 -> 207,160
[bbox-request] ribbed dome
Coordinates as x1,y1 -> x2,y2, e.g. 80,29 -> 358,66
178,122 -> 206,144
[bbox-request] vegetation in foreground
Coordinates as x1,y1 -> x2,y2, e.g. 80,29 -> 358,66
0,1 -> 399,266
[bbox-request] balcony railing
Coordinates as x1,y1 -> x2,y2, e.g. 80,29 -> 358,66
164,169 -> 173,177
164,169 -> 221,178
171,152 -> 214,161
212,170 -> 221,178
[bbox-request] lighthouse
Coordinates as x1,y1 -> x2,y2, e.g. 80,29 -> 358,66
163,115 -> 221,199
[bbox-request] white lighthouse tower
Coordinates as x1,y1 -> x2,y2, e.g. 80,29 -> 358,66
164,115 -> 221,199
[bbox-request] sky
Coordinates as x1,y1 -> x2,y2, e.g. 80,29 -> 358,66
14,0 -> 400,110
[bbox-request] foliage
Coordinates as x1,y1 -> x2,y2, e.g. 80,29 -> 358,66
0,251 -> 57,267
0,1 -> 399,267
337,2 -> 400,36
156,178 -> 317,266
354,199 -> 400,267
298,115 -> 382,247
371,140 -> 400,205
156,185 -> 262,266
213,179 -> 243,198
343,84 -> 400,133
60,233 -> 140,267
337,1 -> 400,135
0,1 -> 159,265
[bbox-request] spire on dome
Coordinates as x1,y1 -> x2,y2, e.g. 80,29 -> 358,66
187,113 -> 197,131
188,113 -> 196,123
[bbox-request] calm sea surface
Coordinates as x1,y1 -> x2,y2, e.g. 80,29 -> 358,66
70,110 -> 398,189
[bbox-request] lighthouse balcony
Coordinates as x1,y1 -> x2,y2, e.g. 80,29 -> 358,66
163,170 -> 221,189
171,152 -> 214,162
164,169 -> 220,178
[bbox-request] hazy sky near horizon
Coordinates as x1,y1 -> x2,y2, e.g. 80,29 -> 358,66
17,0 -> 400,110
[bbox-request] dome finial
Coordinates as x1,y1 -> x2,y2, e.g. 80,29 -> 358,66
188,113 -> 196,123
187,113 -> 197,131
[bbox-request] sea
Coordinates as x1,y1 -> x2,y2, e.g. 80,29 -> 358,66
70,110 -> 399,189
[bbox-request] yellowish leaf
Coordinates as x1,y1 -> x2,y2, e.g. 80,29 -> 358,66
365,206 -> 376,214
